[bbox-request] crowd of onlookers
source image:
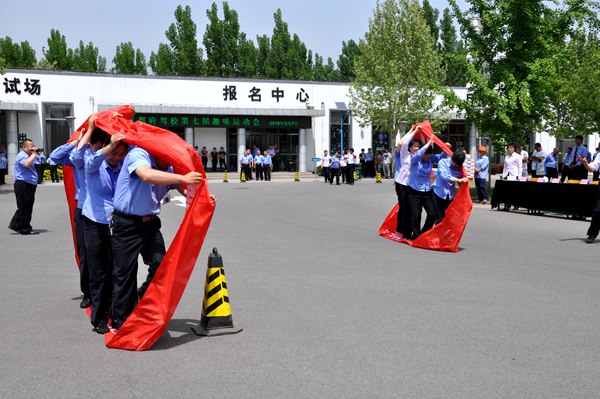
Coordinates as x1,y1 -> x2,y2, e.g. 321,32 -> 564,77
501,135 -> 600,183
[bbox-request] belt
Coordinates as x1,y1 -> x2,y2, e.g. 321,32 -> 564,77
113,210 -> 156,222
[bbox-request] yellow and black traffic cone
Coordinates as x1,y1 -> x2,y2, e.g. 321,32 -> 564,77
192,248 -> 242,336
241,171 -> 246,182
223,171 -> 229,183
353,170 -> 358,181
295,171 -> 300,182
376,172 -> 382,183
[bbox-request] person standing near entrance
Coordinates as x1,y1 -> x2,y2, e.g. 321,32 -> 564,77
240,150 -> 252,181
330,151 -> 341,185
9,139 -> 39,235
263,150 -> 272,181
218,147 -> 227,171
321,150 -> 332,183
200,146 -> 209,171
365,148 -> 375,177
347,148 -> 356,185
254,151 -> 264,181
0,149 -> 7,185
474,146 -> 489,204
210,147 -> 218,172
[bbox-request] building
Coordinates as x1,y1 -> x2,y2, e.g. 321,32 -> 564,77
1,69 -> 479,176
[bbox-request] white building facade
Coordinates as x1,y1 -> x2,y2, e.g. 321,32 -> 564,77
2,69 -> 490,176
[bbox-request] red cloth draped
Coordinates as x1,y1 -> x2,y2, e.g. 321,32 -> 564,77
378,121 -> 472,252
62,106 -> 215,350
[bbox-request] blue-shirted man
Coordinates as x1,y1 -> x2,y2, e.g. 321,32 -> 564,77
0,149 -> 7,185
240,150 -> 252,181
407,136 -> 448,238
544,148 -> 559,179
9,139 -> 39,235
433,151 -> 469,223
110,146 -> 204,332
50,131 -> 93,308
474,146 -> 490,203
254,152 -> 264,180
262,150 -> 272,181
77,119 -> 128,334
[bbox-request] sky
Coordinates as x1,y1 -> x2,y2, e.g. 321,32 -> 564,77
3,0 -> 467,68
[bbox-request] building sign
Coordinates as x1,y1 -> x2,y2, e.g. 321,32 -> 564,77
3,76 -> 41,95
222,85 -> 309,105
134,114 -> 311,129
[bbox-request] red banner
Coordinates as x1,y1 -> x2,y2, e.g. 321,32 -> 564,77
378,120 -> 472,252
62,106 -> 215,350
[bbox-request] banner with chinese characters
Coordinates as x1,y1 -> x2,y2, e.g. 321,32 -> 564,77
134,114 -> 311,129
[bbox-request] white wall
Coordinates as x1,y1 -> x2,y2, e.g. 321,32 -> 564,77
193,127 -> 226,152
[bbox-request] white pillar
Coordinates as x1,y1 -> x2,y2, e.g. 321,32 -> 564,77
7,111 -> 18,177
299,128 -> 307,172
469,123 -> 478,160
184,127 -> 194,147
237,128 -> 246,173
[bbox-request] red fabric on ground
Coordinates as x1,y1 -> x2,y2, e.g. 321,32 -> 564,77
378,120 -> 472,252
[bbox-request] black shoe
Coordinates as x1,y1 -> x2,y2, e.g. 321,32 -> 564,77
80,297 -> 91,308
94,322 -> 109,334
586,235 -> 596,244
20,230 -> 38,235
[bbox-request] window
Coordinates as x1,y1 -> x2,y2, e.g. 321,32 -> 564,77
329,110 -> 351,153
43,103 -> 73,153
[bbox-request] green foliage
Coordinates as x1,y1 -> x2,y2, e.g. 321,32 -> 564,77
448,0 -> 600,145
72,41 -> 106,72
152,5 -> 203,76
422,0 -> 440,46
350,0 -> 449,135
0,37 -> 37,68
113,42 -> 147,74
337,40 -> 361,82
149,43 -> 176,75
43,29 -> 73,70
203,1 -> 258,77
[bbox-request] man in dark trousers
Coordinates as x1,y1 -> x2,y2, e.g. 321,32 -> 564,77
9,139 -> 39,235
109,146 -> 204,332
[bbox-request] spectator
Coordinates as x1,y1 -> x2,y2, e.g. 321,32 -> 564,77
474,146 -> 489,204
210,147 -> 218,172
502,142 -> 522,179
545,148 -> 559,179
218,147 -> 227,171
381,148 -> 392,179
200,146 -> 208,170
569,135 -> 589,180
519,145 -> 529,177
321,150 -> 332,183
560,147 -> 572,183
530,143 -> 547,178
365,148 -> 375,177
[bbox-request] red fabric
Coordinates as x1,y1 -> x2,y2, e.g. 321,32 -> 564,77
61,106 -> 215,350
378,120 -> 472,252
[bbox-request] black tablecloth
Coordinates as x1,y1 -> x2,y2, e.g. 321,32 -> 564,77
491,180 -> 598,216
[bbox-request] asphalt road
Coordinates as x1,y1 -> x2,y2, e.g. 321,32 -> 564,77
1,179 -> 599,398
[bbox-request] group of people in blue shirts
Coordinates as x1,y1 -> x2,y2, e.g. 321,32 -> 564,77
393,125 -> 470,240
47,110 -> 205,335
239,147 -> 274,181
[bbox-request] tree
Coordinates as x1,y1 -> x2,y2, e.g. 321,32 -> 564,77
43,29 -> 73,70
439,8 -> 468,86
72,41 -> 106,72
255,34 -> 270,78
113,42 -> 147,75
349,0 -> 448,135
149,43 -> 176,75
0,37 -> 37,68
266,9 -> 293,79
237,32 -> 258,77
422,0 -> 440,46
448,0 -> 598,145
337,40 -> 361,82
162,6 -> 202,76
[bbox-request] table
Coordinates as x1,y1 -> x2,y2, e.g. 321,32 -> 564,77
491,180 -> 598,217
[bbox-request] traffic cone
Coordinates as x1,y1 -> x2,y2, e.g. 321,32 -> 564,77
353,170 -> 358,181
223,171 -> 229,183
192,248 -> 242,337
376,172 -> 382,183
295,171 -> 300,182
241,171 -> 246,182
